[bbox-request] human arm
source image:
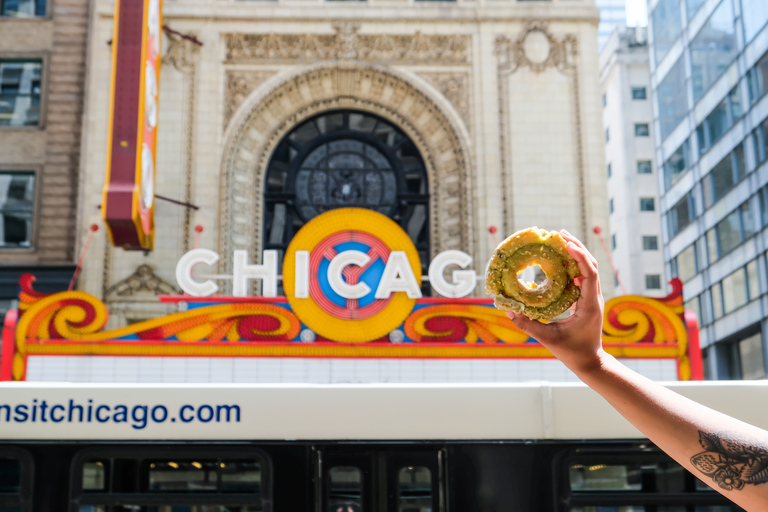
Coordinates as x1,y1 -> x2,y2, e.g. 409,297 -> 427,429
507,230 -> 768,511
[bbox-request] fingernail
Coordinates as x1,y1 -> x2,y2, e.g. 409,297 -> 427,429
507,312 -> 516,320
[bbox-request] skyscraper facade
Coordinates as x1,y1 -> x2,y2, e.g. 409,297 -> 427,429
650,0 -> 768,379
597,0 -> 628,49
601,27 -> 667,296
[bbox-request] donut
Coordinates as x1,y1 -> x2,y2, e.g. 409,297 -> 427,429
485,227 -> 582,320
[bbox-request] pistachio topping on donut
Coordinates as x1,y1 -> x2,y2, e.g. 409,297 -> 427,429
485,227 -> 582,320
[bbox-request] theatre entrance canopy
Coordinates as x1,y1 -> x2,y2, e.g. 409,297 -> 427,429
3,208 -> 702,384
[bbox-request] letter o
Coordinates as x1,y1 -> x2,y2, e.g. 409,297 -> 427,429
151,405 -> 168,423
197,405 -> 214,423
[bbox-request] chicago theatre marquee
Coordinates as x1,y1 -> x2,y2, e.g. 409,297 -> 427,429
4,0 -> 702,384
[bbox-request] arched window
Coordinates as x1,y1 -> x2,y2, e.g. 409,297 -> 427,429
264,110 -> 430,284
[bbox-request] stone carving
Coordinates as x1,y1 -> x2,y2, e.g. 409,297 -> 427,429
225,27 -> 470,64
418,72 -> 470,129
220,63 -> 474,292
225,71 -> 276,128
162,32 -> 201,73
495,21 -> 577,75
495,21 -> 586,239
106,264 -> 180,298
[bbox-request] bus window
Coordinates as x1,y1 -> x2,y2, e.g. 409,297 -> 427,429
560,446 -> 744,511
0,448 -> 33,512
70,448 -> 271,512
397,466 -> 431,512
82,462 -> 106,491
328,466 -> 363,512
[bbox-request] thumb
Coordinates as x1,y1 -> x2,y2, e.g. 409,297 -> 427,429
506,312 -> 555,343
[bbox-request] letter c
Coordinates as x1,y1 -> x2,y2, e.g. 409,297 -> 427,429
327,250 -> 372,299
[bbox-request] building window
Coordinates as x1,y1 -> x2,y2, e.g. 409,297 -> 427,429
0,171 -> 34,248
672,244 -> 696,281
658,57 -> 687,141
1,0 -> 45,16
742,0 -> 768,44
639,197 -> 655,211
759,184 -> 768,226
605,128 -> 610,142
696,87 -> 742,156
264,110 -> 430,293
702,143 -> 746,208
712,282 -> 724,319
686,0 -> 706,20
634,123 -> 650,137
651,0 -> 682,65
716,332 -> 766,379
0,60 -> 42,127
748,50 -> 768,104
690,0 -> 738,102
722,267 -> 748,314
609,198 -> 614,214
709,201 -> 754,260
602,93 -> 607,107
631,86 -> 647,100
607,163 -> 612,178
685,294 -> 701,326
668,192 -> 694,237
747,260 -> 759,300
645,274 -> 662,289
754,116 -> 768,166
642,235 -> 658,251
637,160 -> 652,174
663,139 -> 690,189
611,234 -> 616,250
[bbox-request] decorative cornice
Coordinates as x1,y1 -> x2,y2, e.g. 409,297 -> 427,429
494,20 -> 577,75
224,25 -> 470,64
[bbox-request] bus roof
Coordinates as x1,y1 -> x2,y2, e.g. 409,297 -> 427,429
0,381 -> 765,441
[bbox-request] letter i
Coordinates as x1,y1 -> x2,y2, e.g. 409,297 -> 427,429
87,399 -> 93,422
295,251 -> 310,298
31,399 -> 37,422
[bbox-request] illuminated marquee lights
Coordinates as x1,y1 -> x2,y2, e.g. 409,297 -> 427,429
101,0 -> 162,251
175,209 -> 479,341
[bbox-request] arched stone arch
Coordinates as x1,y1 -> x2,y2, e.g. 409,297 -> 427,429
219,61 -> 474,276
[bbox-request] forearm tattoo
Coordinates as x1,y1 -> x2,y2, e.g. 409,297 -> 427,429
691,430 -> 768,491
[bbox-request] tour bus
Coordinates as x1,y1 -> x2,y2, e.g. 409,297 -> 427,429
0,380 -> 765,511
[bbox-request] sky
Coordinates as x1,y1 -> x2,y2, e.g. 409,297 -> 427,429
626,0 -> 649,26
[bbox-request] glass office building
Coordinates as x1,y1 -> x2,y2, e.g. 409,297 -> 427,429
597,0 -> 628,50
650,0 -> 768,379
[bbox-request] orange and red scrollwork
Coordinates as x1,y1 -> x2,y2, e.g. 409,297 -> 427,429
0,275 -> 701,381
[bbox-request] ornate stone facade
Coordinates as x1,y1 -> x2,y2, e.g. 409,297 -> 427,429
77,0 -> 612,318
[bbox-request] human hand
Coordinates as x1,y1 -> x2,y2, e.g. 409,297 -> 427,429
506,230 -> 607,375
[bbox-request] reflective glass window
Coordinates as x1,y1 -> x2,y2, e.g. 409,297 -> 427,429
658,57 -> 687,140
631,87 -> 647,100
739,332 -> 766,379
0,172 -> 34,248
748,51 -> 768,103
640,198 -> 655,211
634,123 -> 650,137
663,139 -> 690,188
606,127 -> 610,142
760,185 -> 768,226
754,117 -> 768,165
674,244 -> 697,281
690,0 -> 738,102
687,0 -> 706,19
714,202 -> 751,256
0,60 -> 41,126
607,163 -> 612,178
740,201 -> 754,239
712,282 -> 724,319
707,228 -> 718,264
747,260 -> 759,300
0,459 -> 20,493
569,460 -> 687,492
646,275 -> 662,289
702,144 -> 745,208
651,0 -> 682,64
148,460 -> 261,493
609,198 -> 614,214
398,466 -> 431,512
81,461 -> 105,491
668,193 -> 694,237
722,267 -> 748,313
329,466 -> 362,512
637,160 -> 652,174
697,88 -> 741,155
685,295 -> 701,323
642,236 -> 658,251
742,0 -> 768,43
1,0 -> 45,17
